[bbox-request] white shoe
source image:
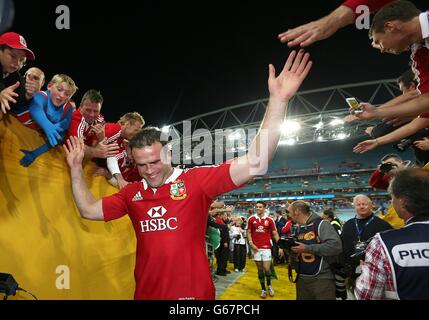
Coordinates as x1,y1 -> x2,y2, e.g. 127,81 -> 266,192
234,269 -> 239,272
268,285 -> 275,297
260,290 -> 267,299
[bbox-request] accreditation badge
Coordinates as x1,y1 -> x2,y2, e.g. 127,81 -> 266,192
170,180 -> 187,200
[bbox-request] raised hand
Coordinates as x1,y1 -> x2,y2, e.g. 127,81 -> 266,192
94,138 -> 120,158
268,49 -> 312,103
90,123 -> 106,141
351,103 -> 378,120
0,81 -> 20,114
63,136 -> 85,169
25,79 -> 39,99
353,139 -> 379,154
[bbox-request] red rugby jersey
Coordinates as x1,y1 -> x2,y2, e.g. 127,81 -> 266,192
102,163 -> 239,300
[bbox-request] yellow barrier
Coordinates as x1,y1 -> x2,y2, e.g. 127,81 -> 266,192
0,116 -> 136,299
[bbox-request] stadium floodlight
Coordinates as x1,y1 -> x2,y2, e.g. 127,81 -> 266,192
281,120 -> 301,136
330,119 -> 344,127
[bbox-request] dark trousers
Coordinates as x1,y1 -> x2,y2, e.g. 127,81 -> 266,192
215,244 -> 229,273
233,244 -> 247,270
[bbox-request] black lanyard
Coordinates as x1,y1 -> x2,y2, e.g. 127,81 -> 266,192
354,215 -> 375,242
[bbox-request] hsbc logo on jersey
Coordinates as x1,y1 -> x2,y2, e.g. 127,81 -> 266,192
140,206 -> 178,233
147,206 -> 167,218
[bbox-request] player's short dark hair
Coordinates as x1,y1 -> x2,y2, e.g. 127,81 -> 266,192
381,153 -> 402,163
129,126 -> 168,149
256,201 -> 266,208
397,69 -> 417,88
81,89 -> 103,105
369,0 -> 420,37
389,168 -> 429,218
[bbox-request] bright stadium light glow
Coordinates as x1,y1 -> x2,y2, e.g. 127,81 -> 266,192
330,119 -> 344,127
279,138 -> 297,146
281,120 -> 301,135
336,132 -> 349,140
316,135 -> 325,142
314,121 -> 324,130
228,130 -> 243,141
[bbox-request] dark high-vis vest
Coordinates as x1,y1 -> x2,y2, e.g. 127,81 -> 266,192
379,221 -> 429,300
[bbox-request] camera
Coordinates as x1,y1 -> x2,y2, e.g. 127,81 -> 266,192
350,240 -> 369,260
379,162 -> 396,174
394,128 -> 429,152
277,236 -> 298,250
234,234 -> 241,240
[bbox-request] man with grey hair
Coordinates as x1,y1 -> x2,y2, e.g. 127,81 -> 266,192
355,168 -> 429,299
287,200 -> 342,300
341,195 -> 392,297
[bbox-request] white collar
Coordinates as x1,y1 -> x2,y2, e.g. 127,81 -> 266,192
141,168 -> 183,191
419,12 -> 429,44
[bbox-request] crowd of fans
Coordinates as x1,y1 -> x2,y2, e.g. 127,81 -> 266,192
0,31 -> 145,187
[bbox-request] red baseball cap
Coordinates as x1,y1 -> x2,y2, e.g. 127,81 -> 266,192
0,32 -> 35,60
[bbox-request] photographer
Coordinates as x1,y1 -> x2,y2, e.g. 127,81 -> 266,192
355,168 -> 429,300
341,195 -> 393,298
369,154 -> 409,228
369,154 -> 406,190
285,201 -> 342,300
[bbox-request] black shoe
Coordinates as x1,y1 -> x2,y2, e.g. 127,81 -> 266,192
225,270 -> 231,274
216,271 -> 227,276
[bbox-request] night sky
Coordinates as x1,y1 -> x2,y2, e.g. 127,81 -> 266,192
11,0 -> 428,127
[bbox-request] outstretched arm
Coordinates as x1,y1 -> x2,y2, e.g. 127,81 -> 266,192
278,0 -> 393,47
230,50 -> 312,186
278,6 -> 355,47
353,117 -> 429,153
375,93 -> 429,120
64,136 -> 104,220
29,93 -> 61,147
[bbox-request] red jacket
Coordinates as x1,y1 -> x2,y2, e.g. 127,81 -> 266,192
369,169 -> 390,190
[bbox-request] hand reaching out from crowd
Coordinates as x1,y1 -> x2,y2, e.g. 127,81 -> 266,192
278,6 -> 355,47
94,138 -> 119,158
0,81 -> 20,114
350,102 -> 378,120
414,137 -> 429,151
90,122 -> 105,142
353,139 -> 379,153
